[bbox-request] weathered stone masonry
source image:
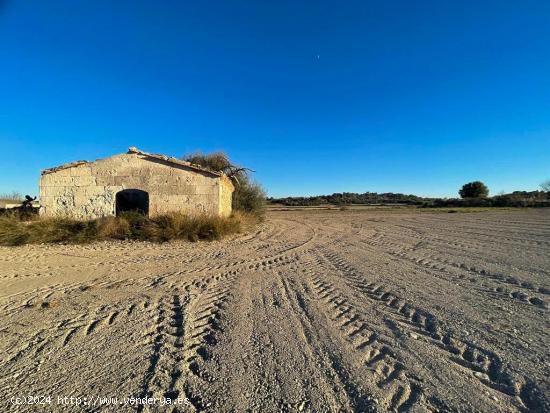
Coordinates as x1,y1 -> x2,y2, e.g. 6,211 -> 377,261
39,148 -> 234,219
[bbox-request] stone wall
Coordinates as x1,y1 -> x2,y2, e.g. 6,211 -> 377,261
219,176 -> 234,217
39,153 -> 233,219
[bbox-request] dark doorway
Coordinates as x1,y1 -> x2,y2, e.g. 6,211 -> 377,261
116,189 -> 149,216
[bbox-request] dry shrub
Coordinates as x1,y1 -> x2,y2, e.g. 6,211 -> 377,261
185,151 -> 232,174
0,211 -> 257,246
182,151 -> 266,217
0,191 -> 23,202
142,212 -> 249,242
97,216 -> 131,239
40,219 -> 97,244
233,181 -> 266,217
0,216 -> 30,245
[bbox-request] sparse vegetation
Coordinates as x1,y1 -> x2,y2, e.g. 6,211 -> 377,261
269,192 -> 423,206
269,189 -> 550,208
183,151 -> 266,217
232,181 -> 266,216
0,211 -> 256,246
0,191 -> 23,203
541,180 -> 550,192
459,181 -> 489,199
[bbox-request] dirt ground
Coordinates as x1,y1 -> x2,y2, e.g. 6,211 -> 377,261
0,210 -> 548,413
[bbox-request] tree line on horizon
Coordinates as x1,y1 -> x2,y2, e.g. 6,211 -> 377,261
268,181 -> 550,208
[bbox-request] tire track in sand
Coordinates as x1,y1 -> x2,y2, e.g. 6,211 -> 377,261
319,248 -> 549,412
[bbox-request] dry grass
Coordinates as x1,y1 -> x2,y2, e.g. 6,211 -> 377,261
0,211 -> 257,246
0,191 -> 23,203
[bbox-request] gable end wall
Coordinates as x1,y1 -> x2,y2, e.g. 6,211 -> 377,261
39,153 -> 232,219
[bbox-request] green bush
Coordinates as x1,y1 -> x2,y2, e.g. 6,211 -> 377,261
183,151 -> 266,217
459,181 -> 489,199
233,181 -> 266,216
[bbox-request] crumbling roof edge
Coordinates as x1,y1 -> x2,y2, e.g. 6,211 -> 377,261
42,161 -> 90,175
127,147 -> 223,177
41,147 -> 225,177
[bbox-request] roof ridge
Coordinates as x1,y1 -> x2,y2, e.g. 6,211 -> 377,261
127,147 -> 222,176
41,148 -> 224,177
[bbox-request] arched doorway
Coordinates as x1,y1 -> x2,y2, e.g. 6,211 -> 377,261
116,189 -> 149,216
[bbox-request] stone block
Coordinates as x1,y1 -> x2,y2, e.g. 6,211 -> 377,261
95,175 -> 116,186
169,194 -> 191,204
39,196 -> 53,208
40,174 -> 54,185
150,175 -> 171,186
105,186 -> 124,196
73,175 -> 96,187
154,185 -> 180,196
193,185 -> 216,195
174,184 -> 196,195
70,166 -> 92,176
85,186 -> 106,196
45,176 -> 74,186
40,186 -> 65,197
113,176 -> 130,186
74,194 -> 91,206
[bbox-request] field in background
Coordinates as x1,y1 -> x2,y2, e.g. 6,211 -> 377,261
267,203 -> 518,213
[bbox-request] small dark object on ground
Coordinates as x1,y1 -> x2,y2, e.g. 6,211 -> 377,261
22,195 -> 37,208
0,195 -> 39,220
40,300 -> 60,309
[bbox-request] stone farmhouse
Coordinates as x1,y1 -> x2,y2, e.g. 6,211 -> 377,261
39,147 -> 234,219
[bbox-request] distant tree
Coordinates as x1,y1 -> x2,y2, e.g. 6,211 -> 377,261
0,191 -> 23,202
459,181 -> 489,198
183,151 -> 266,216
541,180 -> 550,192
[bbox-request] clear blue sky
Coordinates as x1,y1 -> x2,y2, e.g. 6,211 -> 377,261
1,0 -> 549,198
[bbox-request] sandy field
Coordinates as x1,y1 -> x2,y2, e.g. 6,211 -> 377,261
0,210 -> 548,413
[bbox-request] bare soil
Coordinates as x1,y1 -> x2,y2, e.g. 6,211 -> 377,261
0,210 -> 548,412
